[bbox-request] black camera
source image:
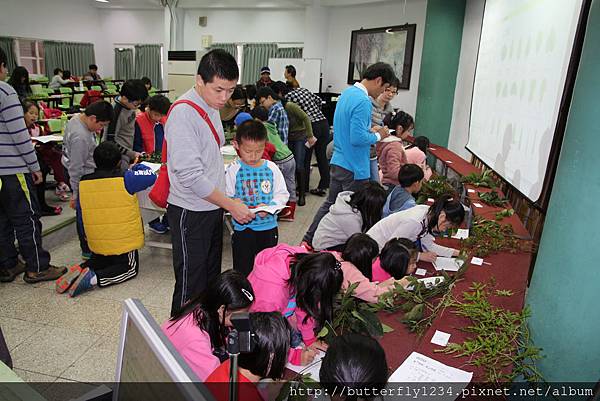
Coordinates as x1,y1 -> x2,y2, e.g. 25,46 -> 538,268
227,312 -> 255,354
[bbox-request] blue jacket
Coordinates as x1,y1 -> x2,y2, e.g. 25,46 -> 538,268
330,85 -> 378,180
383,186 -> 416,217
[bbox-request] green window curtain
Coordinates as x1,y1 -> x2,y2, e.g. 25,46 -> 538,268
277,47 -> 303,59
209,43 -> 237,59
134,44 -> 162,89
114,48 -> 134,80
0,37 -> 17,72
242,43 -> 278,85
43,41 -> 95,78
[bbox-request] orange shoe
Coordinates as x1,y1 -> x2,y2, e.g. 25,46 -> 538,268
55,265 -> 83,294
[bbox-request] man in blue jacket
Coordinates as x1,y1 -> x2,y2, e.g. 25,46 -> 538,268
303,62 -> 396,246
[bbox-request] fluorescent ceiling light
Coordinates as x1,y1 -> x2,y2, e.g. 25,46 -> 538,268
95,0 -> 110,3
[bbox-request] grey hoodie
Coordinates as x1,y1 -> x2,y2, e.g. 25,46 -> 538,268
313,191 -> 362,250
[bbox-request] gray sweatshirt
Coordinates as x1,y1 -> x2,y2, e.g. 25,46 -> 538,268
0,81 -> 40,175
103,99 -> 137,162
313,191 -> 363,250
61,116 -> 97,198
165,88 -> 226,211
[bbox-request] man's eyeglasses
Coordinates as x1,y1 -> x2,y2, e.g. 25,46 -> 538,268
385,88 -> 398,96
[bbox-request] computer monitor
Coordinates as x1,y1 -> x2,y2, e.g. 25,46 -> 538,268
113,298 -> 216,401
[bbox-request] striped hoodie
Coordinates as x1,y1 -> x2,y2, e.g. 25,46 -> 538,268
0,81 -> 40,175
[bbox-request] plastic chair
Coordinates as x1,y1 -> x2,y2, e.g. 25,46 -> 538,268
31,84 -> 44,95
58,87 -> 73,111
46,119 -> 62,133
91,85 -> 103,92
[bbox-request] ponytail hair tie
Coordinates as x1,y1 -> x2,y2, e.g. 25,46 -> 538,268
241,288 -> 254,302
334,260 -> 342,271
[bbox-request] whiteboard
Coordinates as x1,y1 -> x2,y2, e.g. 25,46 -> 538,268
467,0 -> 583,202
268,58 -> 322,93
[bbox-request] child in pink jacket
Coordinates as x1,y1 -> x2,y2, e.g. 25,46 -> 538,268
404,136 -> 432,181
372,238 -> 418,282
162,270 -> 255,380
248,244 -> 343,365
376,111 -> 414,188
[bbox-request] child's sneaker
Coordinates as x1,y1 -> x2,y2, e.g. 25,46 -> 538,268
55,265 -> 83,294
55,183 -> 70,202
149,219 -> 169,234
82,252 -> 92,260
68,268 -> 95,297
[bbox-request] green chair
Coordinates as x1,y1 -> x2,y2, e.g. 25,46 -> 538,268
148,87 -> 157,96
91,85 -> 103,92
105,84 -> 118,95
47,119 -> 62,133
30,84 -> 44,95
58,87 -> 73,111
43,88 -> 54,96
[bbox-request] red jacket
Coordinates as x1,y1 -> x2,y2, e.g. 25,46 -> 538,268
136,112 -> 166,153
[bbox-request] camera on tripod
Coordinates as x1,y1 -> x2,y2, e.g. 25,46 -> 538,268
226,312 -> 256,401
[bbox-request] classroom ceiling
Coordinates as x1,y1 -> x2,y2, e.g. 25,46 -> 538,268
91,0 -> 398,10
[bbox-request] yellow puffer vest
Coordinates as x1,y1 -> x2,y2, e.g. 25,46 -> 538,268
79,177 -> 144,255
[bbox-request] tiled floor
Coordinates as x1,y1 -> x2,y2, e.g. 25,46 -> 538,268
0,172 -> 326,397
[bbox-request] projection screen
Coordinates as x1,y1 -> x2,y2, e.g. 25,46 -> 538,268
467,0 -> 584,201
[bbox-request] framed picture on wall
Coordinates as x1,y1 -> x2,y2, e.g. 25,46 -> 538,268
347,24 -> 417,90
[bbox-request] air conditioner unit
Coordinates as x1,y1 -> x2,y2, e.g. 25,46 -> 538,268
167,50 -> 207,100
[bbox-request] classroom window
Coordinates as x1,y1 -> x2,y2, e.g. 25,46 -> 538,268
15,39 -> 45,75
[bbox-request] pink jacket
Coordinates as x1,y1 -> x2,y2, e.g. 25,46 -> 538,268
248,244 -> 317,364
376,137 -> 407,186
161,313 -> 220,381
334,253 -> 395,303
371,257 -> 393,282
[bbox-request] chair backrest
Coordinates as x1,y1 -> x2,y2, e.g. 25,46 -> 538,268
91,85 -> 103,92
30,84 -> 44,95
59,87 -> 73,94
47,119 -> 62,133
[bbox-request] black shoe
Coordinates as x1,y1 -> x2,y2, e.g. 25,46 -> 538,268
0,261 -> 26,283
297,194 -> 306,206
309,188 -> 326,197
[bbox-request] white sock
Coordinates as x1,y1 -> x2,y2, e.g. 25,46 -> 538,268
90,272 -> 98,286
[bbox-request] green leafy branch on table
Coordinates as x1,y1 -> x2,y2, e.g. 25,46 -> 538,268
461,217 -> 526,257
416,175 -> 457,204
495,208 -> 515,220
461,170 -> 499,189
477,191 -> 510,207
434,281 -> 544,384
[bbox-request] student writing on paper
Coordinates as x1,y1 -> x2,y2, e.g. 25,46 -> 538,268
248,247 -> 343,366
206,312 -> 290,401
312,182 -> 387,251
320,334 -> 389,401
225,120 -> 289,276
367,195 -> 465,262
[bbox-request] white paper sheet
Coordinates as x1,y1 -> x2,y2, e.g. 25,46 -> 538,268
31,135 -> 63,143
285,350 -> 325,381
451,229 -> 470,239
471,257 -> 484,266
473,202 -> 483,208
415,268 -> 427,276
251,204 -> 288,215
431,330 -> 451,347
389,352 -> 473,383
140,161 -> 162,172
407,276 -> 445,291
433,257 -> 464,272
467,188 -> 476,193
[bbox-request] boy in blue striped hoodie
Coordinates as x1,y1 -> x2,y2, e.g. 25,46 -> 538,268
225,120 -> 289,276
0,48 -> 65,283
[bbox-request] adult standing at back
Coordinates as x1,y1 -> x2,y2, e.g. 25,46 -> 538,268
302,62 -> 395,247
284,79 -> 331,198
166,49 -> 254,315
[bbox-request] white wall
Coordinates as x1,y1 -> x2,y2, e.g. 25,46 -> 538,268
447,0 -> 484,160
322,0 -> 427,115
182,9 -> 305,49
97,9 -> 165,79
0,0 -> 164,81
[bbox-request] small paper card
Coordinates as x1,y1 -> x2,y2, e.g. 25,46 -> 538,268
446,160 -> 453,164
429,147 -> 437,150
451,229 -> 469,239
431,330 -> 451,347
471,257 -> 484,266
467,188 -> 476,193
415,268 -> 427,276
433,257 -> 464,272
473,202 -> 483,208
427,198 -> 435,203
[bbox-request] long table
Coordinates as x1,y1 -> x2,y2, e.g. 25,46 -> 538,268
377,140 -> 532,381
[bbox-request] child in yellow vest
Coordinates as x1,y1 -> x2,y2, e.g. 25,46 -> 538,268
56,142 -> 156,297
